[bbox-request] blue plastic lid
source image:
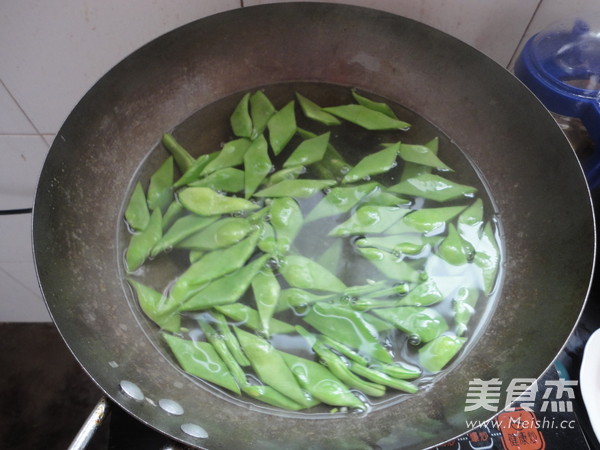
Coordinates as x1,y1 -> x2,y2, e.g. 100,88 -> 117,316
515,18 -> 600,188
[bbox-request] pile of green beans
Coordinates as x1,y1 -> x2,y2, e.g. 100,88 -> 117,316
123,88 -> 501,413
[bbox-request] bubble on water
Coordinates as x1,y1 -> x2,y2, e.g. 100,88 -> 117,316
394,282 -> 409,295
408,335 -> 422,346
266,257 -> 280,270
292,304 -> 309,316
383,336 -> 394,350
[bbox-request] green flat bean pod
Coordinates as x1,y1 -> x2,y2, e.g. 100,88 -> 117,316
296,327 -> 386,397
189,249 -> 204,263
362,190 -> 411,208
283,132 -> 330,168
369,360 -> 422,380
178,187 -> 260,216
126,208 -> 162,272
357,247 -> 421,283
151,214 -> 218,257
280,351 -> 366,410
250,91 -> 276,140
453,287 -> 480,336
268,197 -> 303,254
244,134 -> 272,198
276,288 -> 336,312
388,174 -> 477,202
398,137 -> 439,181
235,327 -> 313,407
317,334 -> 369,366
351,90 -> 399,119
329,205 -> 411,237
402,206 -> 467,233
305,182 -> 379,223
124,181 -> 150,232
188,167 -> 245,193
398,142 -> 453,172
267,100 -> 296,155
355,233 -> 437,256
179,254 -> 269,311
251,266 -> 281,336
211,311 -> 251,367
215,303 -> 296,335
147,156 -> 173,212
303,302 -> 392,363
342,145 -> 399,184
198,317 -> 248,387
265,166 -> 305,186
457,199 -> 485,248
175,217 -> 254,251
162,200 -> 185,230
437,223 -> 473,266
162,133 -> 196,174
323,104 -> 410,131
173,152 -> 219,188
418,334 -> 466,373
279,254 -> 347,292
373,306 -> 449,344
242,384 -> 310,411
230,92 -> 253,138
295,92 -> 341,126
162,333 -> 241,394
128,279 -> 180,332
474,221 -> 501,294
348,362 -> 418,394
296,128 -> 352,180
253,179 -> 336,198
257,221 -> 277,254
342,280 -> 394,297
396,278 -> 444,307
201,138 -> 252,176
169,231 -> 259,305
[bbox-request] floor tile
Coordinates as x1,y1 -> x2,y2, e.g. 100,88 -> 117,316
0,0 -> 242,135
0,135 -> 49,210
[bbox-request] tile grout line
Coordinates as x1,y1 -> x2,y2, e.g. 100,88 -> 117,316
0,78 -> 51,148
506,0 -> 543,69
0,263 -> 44,301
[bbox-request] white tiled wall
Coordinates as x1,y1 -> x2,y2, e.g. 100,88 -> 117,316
1,0 -> 599,321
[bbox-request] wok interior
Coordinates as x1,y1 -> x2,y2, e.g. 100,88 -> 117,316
33,3 -> 595,449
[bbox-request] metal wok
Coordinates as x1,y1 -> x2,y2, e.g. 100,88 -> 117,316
33,3 -> 595,449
